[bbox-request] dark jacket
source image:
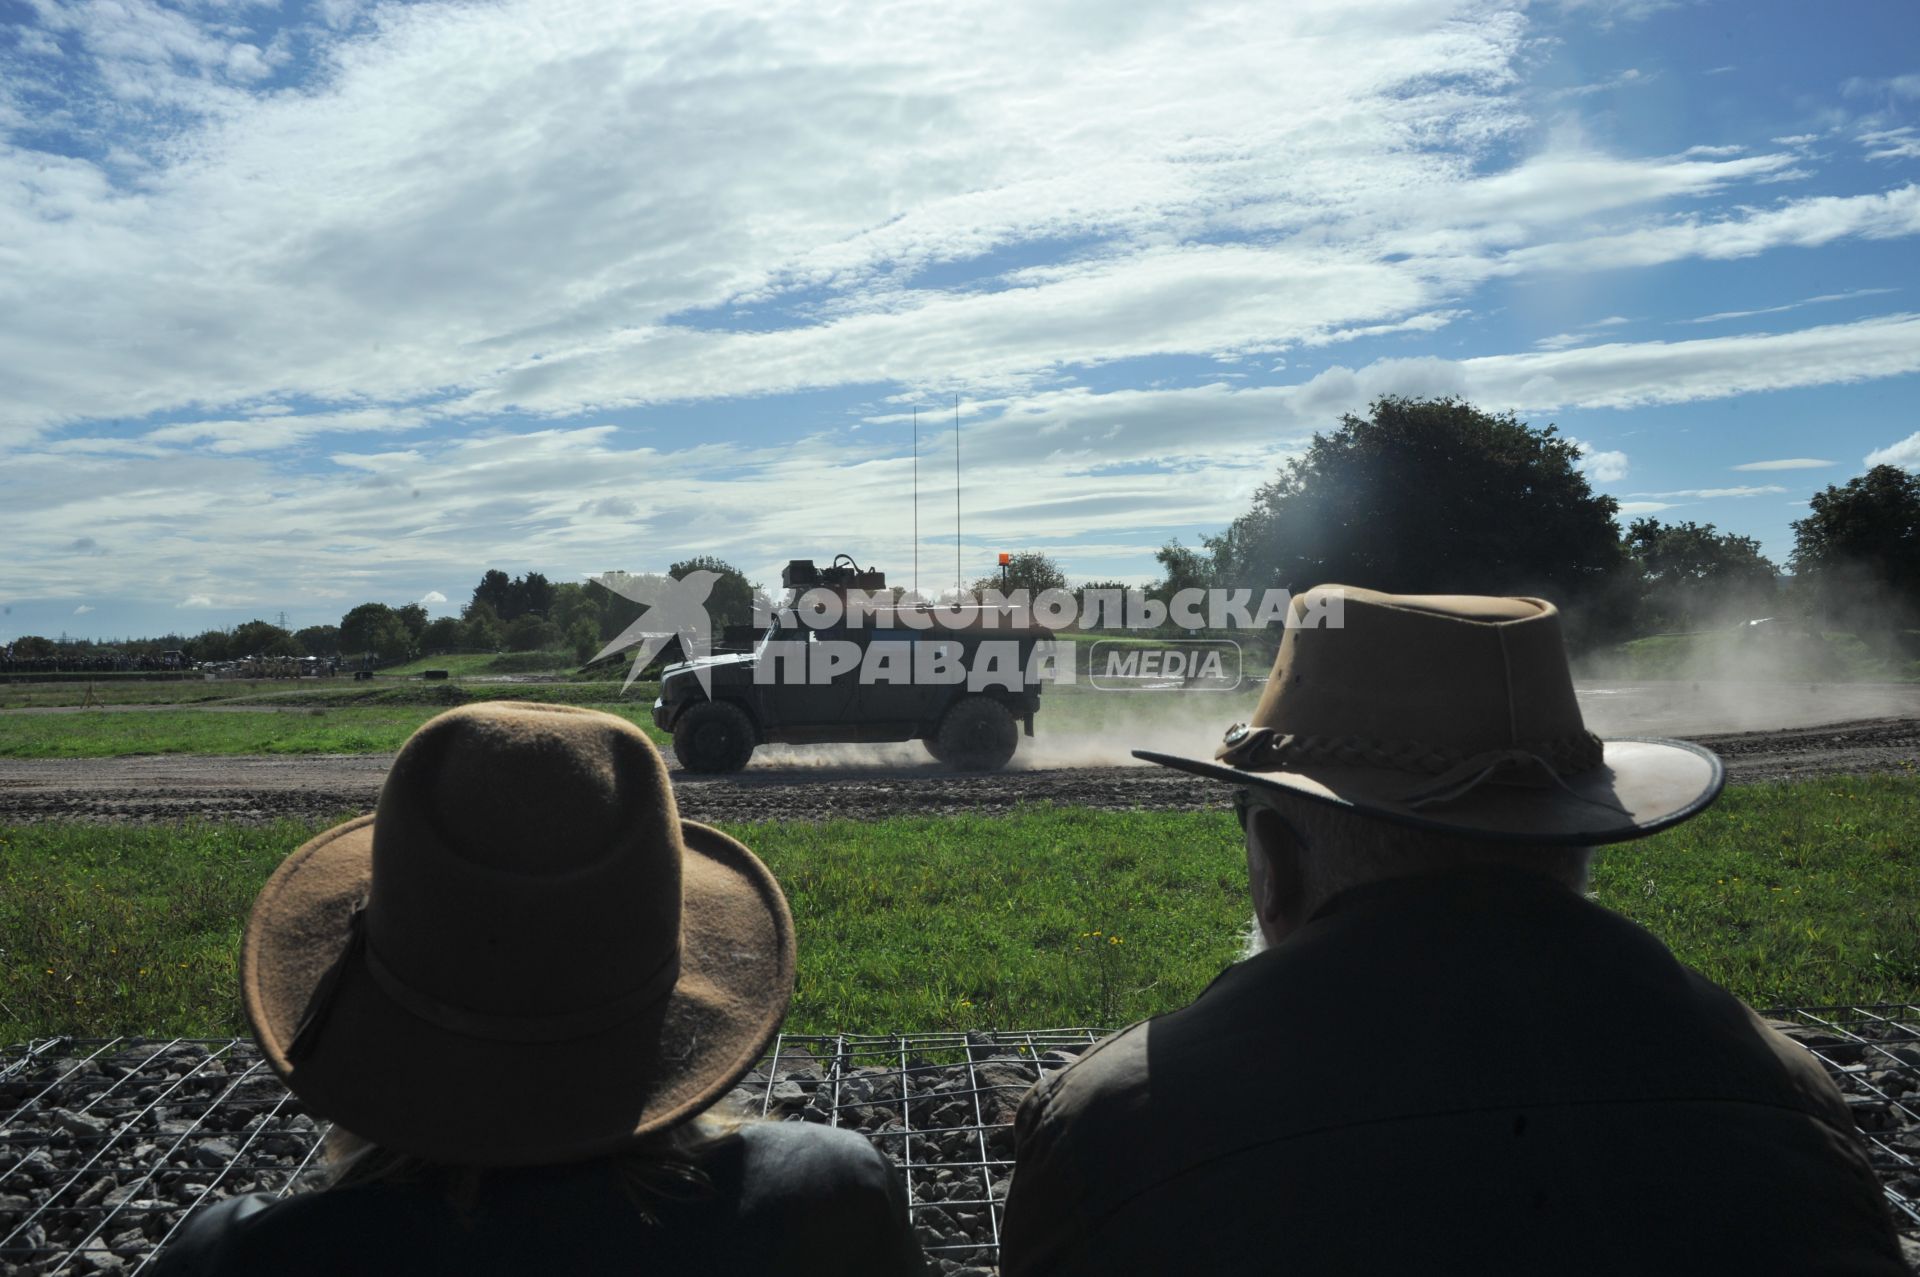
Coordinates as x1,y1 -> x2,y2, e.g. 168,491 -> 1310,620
150,1119 -> 923,1276
1001,868 -> 1905,1276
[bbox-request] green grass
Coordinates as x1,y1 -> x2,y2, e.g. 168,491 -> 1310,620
0,702 -> 671,758
379,650 -> 580,677
226,680 -> 659,710
3,776 -> 1915,1043
0,679 -> 317,710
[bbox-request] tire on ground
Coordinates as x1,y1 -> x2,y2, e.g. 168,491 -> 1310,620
922,735 -> 951,765
935,696 -> 1018,772
672,699 -> 757,773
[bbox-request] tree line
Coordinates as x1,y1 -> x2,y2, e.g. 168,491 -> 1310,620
11,399 -> 1915,666
1134,397 -> 1918,652
4,557 -> 764,669
975,397 -> 1917,654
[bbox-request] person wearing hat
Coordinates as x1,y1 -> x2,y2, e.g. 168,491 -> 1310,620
999,587 -> 1905,1276
151,701 -> 923,1276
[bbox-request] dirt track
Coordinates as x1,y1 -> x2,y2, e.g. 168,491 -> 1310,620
0,717 -> 1913,826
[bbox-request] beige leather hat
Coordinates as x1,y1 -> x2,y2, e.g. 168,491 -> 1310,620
1135,585 -> 1724,844
241,701 -> 794,1166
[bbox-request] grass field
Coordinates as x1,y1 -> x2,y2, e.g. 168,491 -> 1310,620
0,700 -> 672,758
3,775 -> 1914,1043
379,650 -> 586,677
0,679 -> 319,710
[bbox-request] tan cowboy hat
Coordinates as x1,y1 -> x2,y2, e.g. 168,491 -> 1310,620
241,700 -> 794,1167
1134,585 -> 1724,845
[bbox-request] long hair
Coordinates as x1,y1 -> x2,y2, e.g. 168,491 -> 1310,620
322,1108 -> 749,1227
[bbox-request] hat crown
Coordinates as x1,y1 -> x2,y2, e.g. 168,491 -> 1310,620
1252,585 -> 1588,755
366,702 -> 683,1020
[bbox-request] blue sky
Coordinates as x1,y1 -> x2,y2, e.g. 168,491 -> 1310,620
1,0 -> 1917,642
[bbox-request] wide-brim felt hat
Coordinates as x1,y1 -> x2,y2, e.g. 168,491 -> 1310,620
1135,585 -> 1724,845
241,700 -> 794,1167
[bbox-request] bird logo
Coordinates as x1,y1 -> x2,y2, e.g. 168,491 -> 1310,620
589,569 -> 720,695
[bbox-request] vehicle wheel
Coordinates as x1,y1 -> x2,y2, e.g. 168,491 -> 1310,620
672,700 -> 756,773
936,696 -> 1018,772
923,735 -> 950,765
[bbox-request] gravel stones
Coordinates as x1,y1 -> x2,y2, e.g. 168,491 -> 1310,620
8,1019 -> 1920,1275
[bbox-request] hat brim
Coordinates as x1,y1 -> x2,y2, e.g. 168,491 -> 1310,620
1133,736 -> 1724,846
240,813 -> 794,1167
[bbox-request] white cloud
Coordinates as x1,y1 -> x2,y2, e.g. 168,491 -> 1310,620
1626,485 -> 1787,499
1506,185 -> 1920,273
1616,501 -> 1679,515
1538,0 -> 1677,26
1866,433 -> 1920,469
1681,287 -> 1898,325
1451,314 -> 1920,411
1843,74 -> 1920,100
3,1 -> 1917,619
1857,127 -> 1920,162
1732,458 -> 1834,471
72,604 -> 93,615
419,590 -> 447,605
14,312 -> 1920,614
6,1 -> 1905,453
1566,437 -> 1629,482
1545,68 -> 1648,100
0,0 -> 1541,442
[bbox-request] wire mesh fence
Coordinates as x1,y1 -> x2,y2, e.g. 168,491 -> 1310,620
3,1010 -> 1916,1275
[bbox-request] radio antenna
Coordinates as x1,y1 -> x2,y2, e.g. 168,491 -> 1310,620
954,393 -> 962,597
912,407 -> 919,599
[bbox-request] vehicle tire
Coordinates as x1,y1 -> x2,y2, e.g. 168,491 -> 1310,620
672,700 -> 757,773
923,735 -> 950,765
936,696 -> 1018,772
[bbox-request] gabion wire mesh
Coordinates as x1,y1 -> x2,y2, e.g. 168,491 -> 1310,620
2,1010 -> 1916,1275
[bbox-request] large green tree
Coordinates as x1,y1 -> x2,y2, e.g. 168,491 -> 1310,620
1790,464 -> 1920,641
295,625 -> 341,656
469,570 -> 556,623
339,603 -> 413,663
548,582 -> 598,633
470,570 -> 515,621
420,616 -> 464,653
1624,519 -> 1778,631
395,602 -> 430,640
970,551 -> 1067,599
229,619 -> 298,657
1149,540 -> 1219,604
668,557 -> 757,631
504,614 -> 562,652
1213,397 -> 1628,635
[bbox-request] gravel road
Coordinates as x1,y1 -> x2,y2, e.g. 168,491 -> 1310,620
0,716 -> 1912,825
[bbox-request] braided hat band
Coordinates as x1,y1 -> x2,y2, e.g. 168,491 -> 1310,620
1216,722 -> 1606,777
1214,723 -> 1628,814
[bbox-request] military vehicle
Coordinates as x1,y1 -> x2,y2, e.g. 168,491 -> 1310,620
652,556 -> 1052,773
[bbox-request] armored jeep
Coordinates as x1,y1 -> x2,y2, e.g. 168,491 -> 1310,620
651,557 -> 1051,773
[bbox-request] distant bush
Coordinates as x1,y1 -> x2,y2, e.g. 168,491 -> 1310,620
481,649 -> 576,674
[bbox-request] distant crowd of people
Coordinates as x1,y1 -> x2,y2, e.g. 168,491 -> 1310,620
148,586 -> 1908,1276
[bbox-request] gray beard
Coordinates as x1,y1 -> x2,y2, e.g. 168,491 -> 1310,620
1238,913 -> 1269,961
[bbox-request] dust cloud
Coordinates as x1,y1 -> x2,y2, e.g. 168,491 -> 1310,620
742,672 -> 1917,774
